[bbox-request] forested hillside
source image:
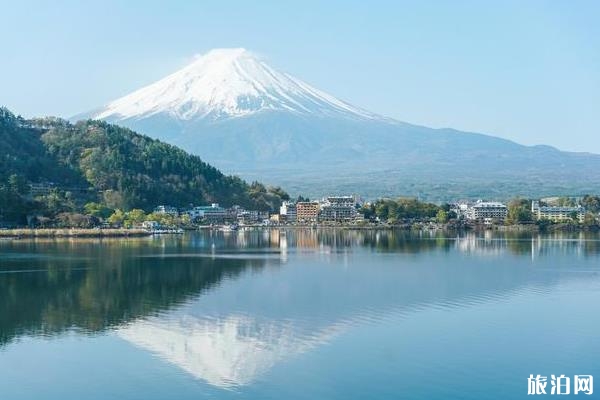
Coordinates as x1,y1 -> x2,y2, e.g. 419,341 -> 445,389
0,107 -> 288,225
0,109 -> 81,184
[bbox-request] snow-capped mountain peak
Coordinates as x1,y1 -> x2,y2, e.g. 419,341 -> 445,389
94,48 -> 378,121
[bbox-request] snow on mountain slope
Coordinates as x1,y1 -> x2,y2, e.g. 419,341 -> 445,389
94,48 -> 380,121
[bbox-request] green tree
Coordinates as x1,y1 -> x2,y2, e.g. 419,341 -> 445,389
107,209 -> 125,227
436,209 -> 449,224
37,190 -> 76,217
124,209 -> 146,228
102,190 -> 125,210
360,203 -> 376,220
583,212 -> 598,227
581,195 -> 600,213
507,198 -> 533,224
569,211 -> 580,224
536,218 -> 552,231
8,174 -> 28,195
268,186 -> 290,201
55,212 -> 95,228
557,197 -> 576,207
84,202 -> 114,219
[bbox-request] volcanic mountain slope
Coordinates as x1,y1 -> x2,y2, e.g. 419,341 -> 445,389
79,48 -> 600,199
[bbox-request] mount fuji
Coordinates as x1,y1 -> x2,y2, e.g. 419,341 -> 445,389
78,48 -> 600,199
92,48 -> 379,122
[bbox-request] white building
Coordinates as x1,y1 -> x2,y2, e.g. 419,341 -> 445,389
142,220 -> 160,230
237,210 -> 270,225
186,203 -> 227,223
319,196 -> 359,223
279,201 -> 297,223
465,200 -> 508,223
154,205 -> 179,216
531,201 -> 585,222
449,202 -> 470,219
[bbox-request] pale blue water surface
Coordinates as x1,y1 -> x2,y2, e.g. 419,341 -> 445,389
1,229 -> 599,399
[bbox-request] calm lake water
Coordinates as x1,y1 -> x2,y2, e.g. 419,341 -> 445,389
1,229 -> 599,399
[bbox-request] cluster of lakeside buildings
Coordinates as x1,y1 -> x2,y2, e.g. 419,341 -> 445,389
154,204 -> 270,225
152,196 -> 364,226
452,199 -> 587,225
152,196 -> 593,228
22,182 -> 594,227
278,196 -> 363,224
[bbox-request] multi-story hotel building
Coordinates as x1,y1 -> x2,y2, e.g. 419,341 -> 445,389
465,200 -> 508,222
186,203 -> 227,223
319,196 -> 358,222
296,201 -> 320,223
531,201 -> 585,222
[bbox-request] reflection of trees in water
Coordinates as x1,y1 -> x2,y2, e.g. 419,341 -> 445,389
0,239 -> 264,347
360,230 -> 454,253
2,230 -> 599,347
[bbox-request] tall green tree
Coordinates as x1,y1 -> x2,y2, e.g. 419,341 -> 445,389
507,198 -> 533,224
581,195 -> 600,213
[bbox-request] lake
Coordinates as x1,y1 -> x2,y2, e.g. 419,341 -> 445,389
1,229 -> 599,399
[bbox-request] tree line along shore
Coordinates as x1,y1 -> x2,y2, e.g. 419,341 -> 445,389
0,228 -> 150,238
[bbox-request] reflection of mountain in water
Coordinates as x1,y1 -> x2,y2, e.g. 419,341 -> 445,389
119,314 -> 346,388
2,230 -> 600,385
117,231 -> 600,388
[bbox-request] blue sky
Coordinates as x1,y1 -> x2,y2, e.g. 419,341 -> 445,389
2,0 -> 599,152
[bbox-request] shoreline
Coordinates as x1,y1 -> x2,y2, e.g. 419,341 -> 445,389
0,223 -> 597,239
0,228 -> 151,239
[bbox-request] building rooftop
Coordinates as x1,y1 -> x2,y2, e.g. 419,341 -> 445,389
537,206 -> 584,212
472,202 -> 507,208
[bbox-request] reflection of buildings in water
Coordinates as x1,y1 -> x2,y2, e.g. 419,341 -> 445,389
454,231 -> 598,259
268,229 -> 281,248
284,229 -> 365,251
294,229 -> 320,249
146,229 -> 600,260
260,229 -> 271,245
278,231 -> 288,263
529,233 -> 590,260
118,314 -> 345,389
454,233 -> 504,257
234,230 -> 247,248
